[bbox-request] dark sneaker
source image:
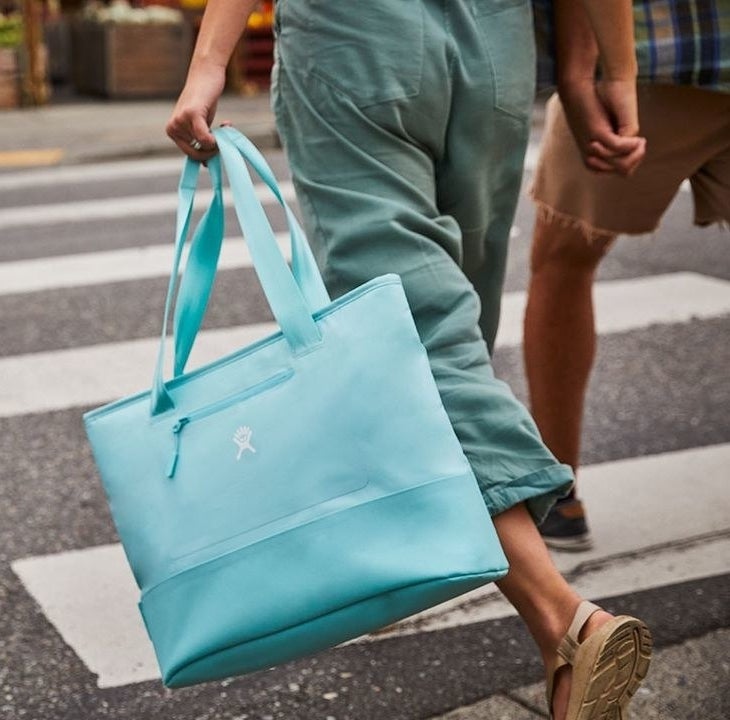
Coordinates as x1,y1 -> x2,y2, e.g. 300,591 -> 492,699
539,497 -> 594,551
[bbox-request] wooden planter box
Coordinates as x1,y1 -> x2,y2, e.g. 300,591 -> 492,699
71,20 -> 191,98
0,48 -> 21,109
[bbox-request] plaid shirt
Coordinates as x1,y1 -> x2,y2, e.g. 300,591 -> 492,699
533,0 -> 730,93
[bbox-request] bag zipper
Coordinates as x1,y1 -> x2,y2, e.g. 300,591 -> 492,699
166,368 -> 294,478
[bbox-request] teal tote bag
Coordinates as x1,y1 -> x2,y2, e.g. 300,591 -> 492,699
84,127 -> 508,688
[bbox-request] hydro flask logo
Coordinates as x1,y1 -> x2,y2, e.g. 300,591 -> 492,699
233,426 -> 256,460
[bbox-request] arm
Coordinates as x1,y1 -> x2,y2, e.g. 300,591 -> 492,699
553,0 -> 645,175
580,0 -> 637,83
166,0 -> 259,160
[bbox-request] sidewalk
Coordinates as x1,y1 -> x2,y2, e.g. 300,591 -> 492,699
430,629 -> 729,720
0,92 -> 278,168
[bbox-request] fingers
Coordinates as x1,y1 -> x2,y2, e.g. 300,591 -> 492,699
590,128 -> 643,155
191,115 -> 217,151
616,138 -> 647,176
585,137 -> 646,176
166,111 -> 218,162
584,154 -> 615,174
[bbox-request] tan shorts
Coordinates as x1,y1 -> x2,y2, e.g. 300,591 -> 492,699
531,84 -> 730,238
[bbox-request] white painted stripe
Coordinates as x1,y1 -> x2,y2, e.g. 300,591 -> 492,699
368,535 -> 730,641
12,543 -> 157,688
495,271 -> 730,347
12,443 -> 730,687
0,156 -> 187,192
1,272 -> 728,418
0,228 -> 520,296
0,181 -> 296,230
0,323 -> 278,418
0,233 -> 291,296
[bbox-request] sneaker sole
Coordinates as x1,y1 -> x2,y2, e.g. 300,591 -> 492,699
542,535 -> 594,552
568,618 -> 653,720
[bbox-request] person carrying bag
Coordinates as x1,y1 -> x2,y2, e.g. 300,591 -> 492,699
84,126 -> 510,688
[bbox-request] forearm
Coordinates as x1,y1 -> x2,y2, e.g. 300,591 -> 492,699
189,0 -> 259,72
554,0 -> 599,83
579,0 -> 637,79
554,0 -> 636,82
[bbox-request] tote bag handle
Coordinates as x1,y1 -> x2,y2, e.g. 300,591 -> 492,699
150,129 -> 325,416
172,127 -> 330,376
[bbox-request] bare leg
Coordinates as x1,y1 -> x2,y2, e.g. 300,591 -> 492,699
494,503 -> 613,719
523,215 -> 615,475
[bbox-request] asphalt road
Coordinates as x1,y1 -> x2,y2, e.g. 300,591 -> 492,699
0,142 -> 728,720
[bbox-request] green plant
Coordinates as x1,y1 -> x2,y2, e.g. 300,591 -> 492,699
0,13 -> 23,49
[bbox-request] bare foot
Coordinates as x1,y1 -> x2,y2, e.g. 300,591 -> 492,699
549,609 -> 613,720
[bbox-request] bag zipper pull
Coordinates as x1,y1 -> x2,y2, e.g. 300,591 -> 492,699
167,417 -> 190,479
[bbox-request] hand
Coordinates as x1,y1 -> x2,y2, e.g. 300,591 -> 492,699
557,76 -> 646,176
166,62 -> 227,162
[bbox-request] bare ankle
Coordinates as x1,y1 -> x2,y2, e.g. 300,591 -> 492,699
578,609 -> 613,642
540,603 -> 613,664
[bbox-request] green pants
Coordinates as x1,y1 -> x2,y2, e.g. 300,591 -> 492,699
272,0 -> 573,522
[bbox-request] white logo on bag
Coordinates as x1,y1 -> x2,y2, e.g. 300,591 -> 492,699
233,426 -> 256,460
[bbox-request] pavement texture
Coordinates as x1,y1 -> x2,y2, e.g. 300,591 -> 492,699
431,629 -> 730,719
0,92 -> 279,166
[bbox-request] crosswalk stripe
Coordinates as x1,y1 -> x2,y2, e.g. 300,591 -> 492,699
0,227 -> 521,296
0,156 -> 190,192
11,442 -> 730,688
0,233 -> 291,295
367,535 -> 730,642
1,272 -> 728,418
0,181 -> 296,230
496,271 -> 730,346
0,323 -> 278,418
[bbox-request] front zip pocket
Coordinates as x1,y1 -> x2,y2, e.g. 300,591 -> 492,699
166,369 -> 294,478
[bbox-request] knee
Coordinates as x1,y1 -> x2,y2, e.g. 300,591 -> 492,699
530,214 -> 615,276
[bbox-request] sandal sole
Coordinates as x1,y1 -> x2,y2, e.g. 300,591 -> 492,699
569,618 -> 653,720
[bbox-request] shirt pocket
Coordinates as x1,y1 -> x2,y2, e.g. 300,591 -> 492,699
275,0 -> 425,109
473,0 -> 536,119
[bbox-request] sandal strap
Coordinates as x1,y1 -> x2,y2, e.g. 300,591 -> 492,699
546,653 -> 569,711
557,600 -> 602,664
548,601 -> 603,715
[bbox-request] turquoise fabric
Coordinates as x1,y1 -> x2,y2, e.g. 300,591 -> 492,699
84,128 -> 509,687
272,0 -> 574,522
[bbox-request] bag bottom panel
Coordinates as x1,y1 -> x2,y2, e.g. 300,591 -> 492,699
139,471 -> 509,686
165,570 -> 498,687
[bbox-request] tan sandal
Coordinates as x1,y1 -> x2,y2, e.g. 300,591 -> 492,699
547,600 -> 653,720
